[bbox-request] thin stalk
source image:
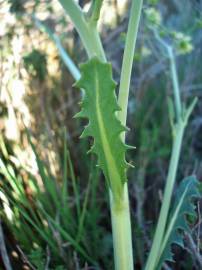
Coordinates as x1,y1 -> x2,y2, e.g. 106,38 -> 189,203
110,184 -> 134,270
118,0 -> 143,140
110,1 -> 143,269
153,31 -> 182,121
145,34 -> 186,270
144,121 -> 185,270
86,22 -> 106,61
76,175 -> 91,243
58,0 -> 106,61
168,47 -> 182,121
89,0 -> 104,22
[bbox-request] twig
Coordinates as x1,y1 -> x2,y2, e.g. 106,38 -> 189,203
0,220 -> 13,270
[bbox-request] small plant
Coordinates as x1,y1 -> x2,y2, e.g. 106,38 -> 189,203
0,1 -> 200,270
57,1 -> 143,269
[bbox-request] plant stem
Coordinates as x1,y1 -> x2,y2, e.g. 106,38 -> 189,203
168,47 -> 182,121
90,0 -> 104,22
118,0 -> 143,140
153,31 -> 182,122
144,120 -> 185,270
145,34 -> 190,270
109,2 -> 143,269
110,184 -> 134,270
58,0 -> 106,61
86,23 -> 106,61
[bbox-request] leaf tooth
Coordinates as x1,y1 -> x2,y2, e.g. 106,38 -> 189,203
185,203 -> 195,215
122,125 -> 129,132
111,80 -> 117,90
168,256 -> 175,263
117,124 -> 130,134
87,144 -> 96,154
80,124 -> 92,138
74,110 -> 86,119
110,124 -> 128,138
125,144 -> 136,150
73,79 -> 83,89
126,161 -> 135,169
178,221 -> 190,232
173,234 -> 184,248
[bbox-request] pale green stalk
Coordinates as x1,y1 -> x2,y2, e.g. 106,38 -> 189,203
110,1 -> 143,269
118,0 -> 143,140
168,47 -> 182,121
110,184 -> 133,270
144,121 -> 185,270
58,0 -> 106,61
153,31 -> 182,121
144,36 -> 197,270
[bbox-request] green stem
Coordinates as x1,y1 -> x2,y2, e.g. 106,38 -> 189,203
110,184 -> 134,270
145,32 -> 190,270
86,22 -> 106,61
109,2 -> 143,269
168,47 -> 182,121
90,0 -> 103,23
118,0 -> 143,140
153,30 -> 182,121
58,0 -> 106,61
144,121 -> 185,270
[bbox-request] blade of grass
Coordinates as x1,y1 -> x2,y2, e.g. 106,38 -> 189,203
76,170 -> 91,243
66,149 -> 81,219
62,128 -> 68,204
38,203 -> 96,265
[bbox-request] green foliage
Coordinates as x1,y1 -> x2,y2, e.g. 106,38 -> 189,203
75,57 -> 131,202
0,136 -> 96,268
157,176 -> 200,269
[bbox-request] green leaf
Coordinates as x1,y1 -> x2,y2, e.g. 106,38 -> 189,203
75,57 -> 130,201
157,176 -> 200,269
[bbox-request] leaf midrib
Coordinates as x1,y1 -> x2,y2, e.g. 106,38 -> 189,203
94,68 -> 122,196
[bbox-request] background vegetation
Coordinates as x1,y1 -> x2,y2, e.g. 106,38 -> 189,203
0,0 -> 202,269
